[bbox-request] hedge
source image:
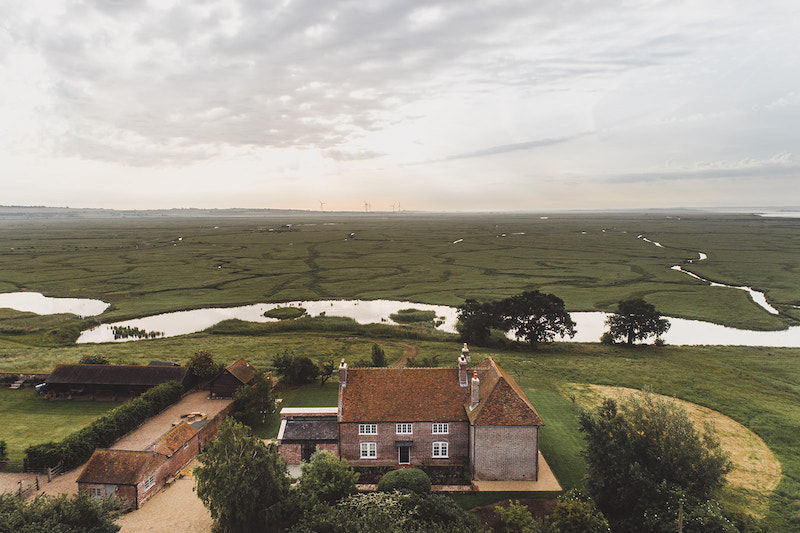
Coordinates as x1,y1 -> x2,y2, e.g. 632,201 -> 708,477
377,468 -> 432,494
24,381 -> 183,470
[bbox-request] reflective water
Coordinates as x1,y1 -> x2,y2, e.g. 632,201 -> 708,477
670,266 -> 779,315
0,292 -> 109,317
75,299 -> 800,347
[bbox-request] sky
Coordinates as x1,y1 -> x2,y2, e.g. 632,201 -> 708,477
1,0 -> 799,211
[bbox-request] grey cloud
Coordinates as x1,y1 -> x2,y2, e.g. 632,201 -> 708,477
438,133 -> 591,162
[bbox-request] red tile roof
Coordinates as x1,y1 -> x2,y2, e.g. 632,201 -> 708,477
77,449 -> 165,485
225,358 -> 256,385
339,357 -> 543,426
152,421 -> 198,456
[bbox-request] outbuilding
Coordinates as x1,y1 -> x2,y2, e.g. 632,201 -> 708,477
209,358 -> 256,398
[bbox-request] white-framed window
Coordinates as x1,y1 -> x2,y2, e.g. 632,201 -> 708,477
432,442 -> 449,458
89,487 -> 104,499
143,475 -> 155,490
360,442 -> 377,459
432,423 -> 449,434
359,424 -> 377,435
396,423 -> 413,434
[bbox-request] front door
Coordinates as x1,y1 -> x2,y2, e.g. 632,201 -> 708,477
301,443 -> 316,462
398,445 -> 410,464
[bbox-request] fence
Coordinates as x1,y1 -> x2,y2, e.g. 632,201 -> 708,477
16,477 -> 39,499
22,460 -> 64,481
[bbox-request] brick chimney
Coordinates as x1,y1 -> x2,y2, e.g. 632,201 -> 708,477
461,343 -> 470,365
470,370 -> 480,410
458,353 -> 468,387
339,359 -> 348,387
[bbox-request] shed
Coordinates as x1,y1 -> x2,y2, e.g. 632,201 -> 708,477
209,358 -> 256,398
46,364 -> 194,399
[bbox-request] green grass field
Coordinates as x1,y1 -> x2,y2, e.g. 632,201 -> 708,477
0,213 -> 798,346
0,388 -> 119,462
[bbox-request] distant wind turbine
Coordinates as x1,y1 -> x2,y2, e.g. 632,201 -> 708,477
319,201 -> 325,212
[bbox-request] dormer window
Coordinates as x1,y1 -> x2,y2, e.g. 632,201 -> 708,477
396,423 -> 412,434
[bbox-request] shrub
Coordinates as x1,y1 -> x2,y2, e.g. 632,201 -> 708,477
377,468 -> 431,494
371,344 -> 387,367
186,351 -> 223,383
0,440 -> 7,463
272,350 -> 319,385
25,380 -> 183,469
599,331 -> 616,345
0,492 -> 120,533
264,306 -> 306,320
79,354 -> 109,365
233,371 -> 275,426
297,450 -> 359,505
406,354 -> 440,367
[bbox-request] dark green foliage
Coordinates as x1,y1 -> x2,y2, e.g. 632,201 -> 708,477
370,344 -> 386,367
389,309 -> 437,324
319,360 -> 335,384
233,371 -> 275,426
0,440 -> 7,463
24,381 -> 183,469
599,331 -> 615,345
186,350 -> 223,383
78,354 -> 109,365
495,499 -> 538,533
549,490 -> 610,533
272,350 -> 320,385
296,450 -> 359,506
377,468 -> 431,494
605,298 -> 670,345
456,299 -> 497,345
579,394 -> 732,533
195,418 -> 289,533
291,491 -> 485,533
0,491 -> 120,533
405,354 -> 440,367
264,307 -> 306,320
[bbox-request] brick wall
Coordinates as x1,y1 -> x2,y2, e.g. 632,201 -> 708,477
279,443 -> 302,464
340,421 -> 468,468
317,442 -> 339,456
471,425 -> 538,481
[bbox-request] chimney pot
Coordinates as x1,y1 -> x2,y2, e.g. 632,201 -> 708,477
470,370 -> 480,409
338,359 -> 348,387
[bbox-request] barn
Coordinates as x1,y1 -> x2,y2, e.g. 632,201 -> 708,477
209,358 -> 256,398
45,364 -> 194,400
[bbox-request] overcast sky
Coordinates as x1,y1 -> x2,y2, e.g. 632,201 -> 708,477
1,0 -> 799,211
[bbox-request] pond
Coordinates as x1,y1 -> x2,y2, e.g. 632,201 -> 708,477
0,291 -> 109,317
74,299 -> 800,347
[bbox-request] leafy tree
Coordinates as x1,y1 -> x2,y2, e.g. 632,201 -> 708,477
233,371 -> 275,427
195,418 -> 289,533
297,450 -> 359,506
79,354 -> 109,365
549,490 -> 610,533
499,290 -> 576,346
605,298 -> 670,345
377,468 -> 431,494
456,299 -> 497,345
579,394 -> 731,533
0,491 -> 120,533
371,344 -> 387,367
319,359 -> 335,384
272,350 -> 319,385
186,350 -> 223,382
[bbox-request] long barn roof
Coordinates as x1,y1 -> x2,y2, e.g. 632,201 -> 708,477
47,364 -> 189,387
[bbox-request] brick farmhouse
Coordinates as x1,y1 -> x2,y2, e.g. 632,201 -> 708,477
279,344 -> 543,481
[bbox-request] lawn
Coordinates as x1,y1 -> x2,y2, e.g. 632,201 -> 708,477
252,381 -> 340,440
0,388 -> 119,462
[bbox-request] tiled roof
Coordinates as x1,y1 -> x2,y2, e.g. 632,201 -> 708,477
340,367 -> 470,422
467,358 -> 544,426
225,358 -> 256,384
77,449 -> 165,485
47,364 -> 188,387
151,421 -> 198,456
339,357 -> 543,427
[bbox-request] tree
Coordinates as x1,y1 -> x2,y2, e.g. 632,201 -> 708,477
233,371 -> 275,427
0,440 -> 6,463
272,350 -> 319,385
79,354 -> 109,365
579,394 -> 731,533
500,290 -> 576,346
319,360 -> 335,384
495,499 -> 539,533
371,344 -> 387,367
604,298 -> 670,345
456,299 -> 497,345
0,491 -> 120,533
297,450 -> 359,506
186,350 -> 223,382
549,490 -> 610,533
195,418 -> 289,533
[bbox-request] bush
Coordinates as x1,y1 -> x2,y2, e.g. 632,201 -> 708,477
599,331 -> 615,345
389,309 -> 437,324
406,354 -> 440,367
371,344 -> 387,367
25,381 -> 183,470
233,371 -> 275,426
0,440 -> 7,463
264,306 -> 306,320
79,354 -> 109,365
377,468 -> 431,494
0,491 -> 120,533
186,351 -> 223,383
297,450 -> 359,505
272,350 -> 319,385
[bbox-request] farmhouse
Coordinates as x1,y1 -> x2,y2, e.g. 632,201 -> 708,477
279,344 -> 544,481
46,364 -> 194,400
209,358 -> 256,398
